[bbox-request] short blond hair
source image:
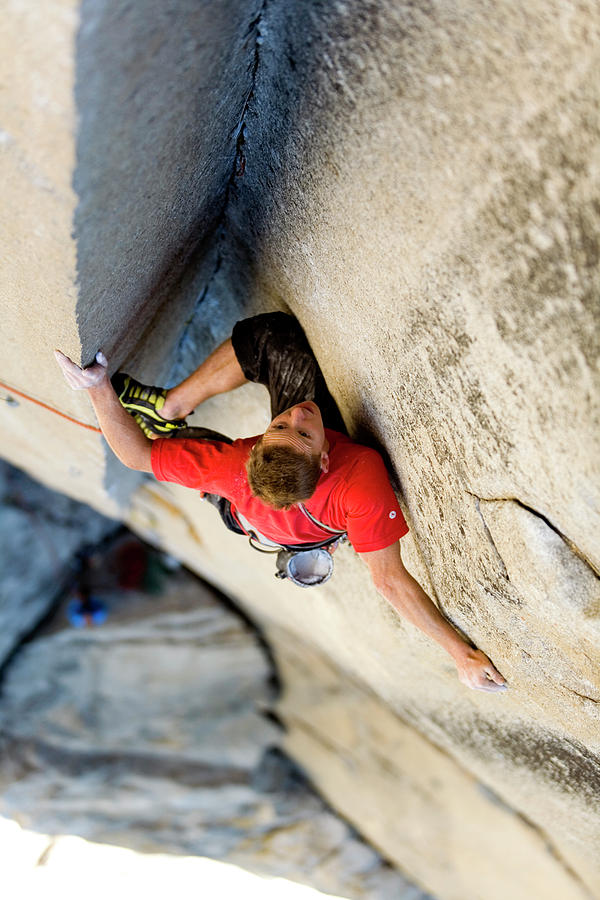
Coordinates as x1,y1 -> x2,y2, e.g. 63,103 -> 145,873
246,439 -> 321,510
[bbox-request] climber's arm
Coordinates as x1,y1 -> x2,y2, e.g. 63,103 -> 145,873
54,350 -> 153,472
88,378 -> 153,472
360,541 -> 507,692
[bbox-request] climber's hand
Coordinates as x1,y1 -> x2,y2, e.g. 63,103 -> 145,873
54,350 -> 108,390
456,647 -> 507,692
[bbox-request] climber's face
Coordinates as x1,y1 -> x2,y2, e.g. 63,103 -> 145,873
262,401 -> 328,465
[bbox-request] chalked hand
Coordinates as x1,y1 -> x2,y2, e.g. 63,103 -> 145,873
456,648 -> 508,693
54,350 -> 108,390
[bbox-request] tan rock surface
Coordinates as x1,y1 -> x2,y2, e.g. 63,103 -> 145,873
1,1 -> 599,898
274,632 -> 592,900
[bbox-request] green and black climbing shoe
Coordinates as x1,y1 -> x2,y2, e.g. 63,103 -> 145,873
131,412 -> 182,440
111,373 -> 188,437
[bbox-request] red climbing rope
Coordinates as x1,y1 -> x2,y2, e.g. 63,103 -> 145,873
0,379 -> 102,433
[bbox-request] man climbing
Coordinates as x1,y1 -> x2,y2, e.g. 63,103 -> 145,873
55,312 -> 507,693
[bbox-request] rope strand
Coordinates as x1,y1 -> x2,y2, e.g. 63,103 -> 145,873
0,379 -> 102,433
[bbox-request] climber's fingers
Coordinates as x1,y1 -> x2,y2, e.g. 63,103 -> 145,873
457,648 -> 508,693
54,349 -> 108,390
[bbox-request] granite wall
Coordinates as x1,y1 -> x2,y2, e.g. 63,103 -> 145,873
1,1 -> 598,898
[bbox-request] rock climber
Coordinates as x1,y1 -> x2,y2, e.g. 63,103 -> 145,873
55,312 -> 507,692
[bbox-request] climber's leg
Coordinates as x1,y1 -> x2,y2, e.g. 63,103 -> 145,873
160,338 -> 247,420
112,338 -> 247,437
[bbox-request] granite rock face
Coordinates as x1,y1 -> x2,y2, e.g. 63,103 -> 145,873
1,1 -> 599,898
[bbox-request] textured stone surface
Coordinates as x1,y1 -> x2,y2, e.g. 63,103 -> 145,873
73,0 -> 264,372
126,478 -> 600,899
0,0 -> 260,508
0,0 -> 112,512
1,1 -> 599,898
193,2 -> 600,892
273,631 -> 592,900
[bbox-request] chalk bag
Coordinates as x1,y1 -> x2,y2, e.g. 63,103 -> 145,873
275,547 -> 334,588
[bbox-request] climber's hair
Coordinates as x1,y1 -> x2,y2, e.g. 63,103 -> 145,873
246,438 -> 322,510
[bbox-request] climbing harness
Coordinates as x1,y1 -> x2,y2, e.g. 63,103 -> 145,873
240,504 -> 347,588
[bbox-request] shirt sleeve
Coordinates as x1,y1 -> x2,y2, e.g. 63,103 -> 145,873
151,437 -> 245,497
342,451 -> 409,553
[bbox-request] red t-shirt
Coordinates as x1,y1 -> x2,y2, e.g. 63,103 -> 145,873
151,429 -> 408,553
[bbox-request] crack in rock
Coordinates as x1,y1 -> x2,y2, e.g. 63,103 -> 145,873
172,0 -> 269,369
465,490 -> 510,581
557,685 -> 600,705
467,491 -> 599,580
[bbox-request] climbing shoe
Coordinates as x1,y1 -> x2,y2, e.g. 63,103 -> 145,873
111,373 -> 188,437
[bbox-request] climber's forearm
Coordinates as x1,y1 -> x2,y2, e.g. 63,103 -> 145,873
88,379 -> 153,472
361,542 -> 507,692
55,349 -> 153,471
384,574 -> 470,659
162,339 -> 247,419
368,548 -> 469,659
